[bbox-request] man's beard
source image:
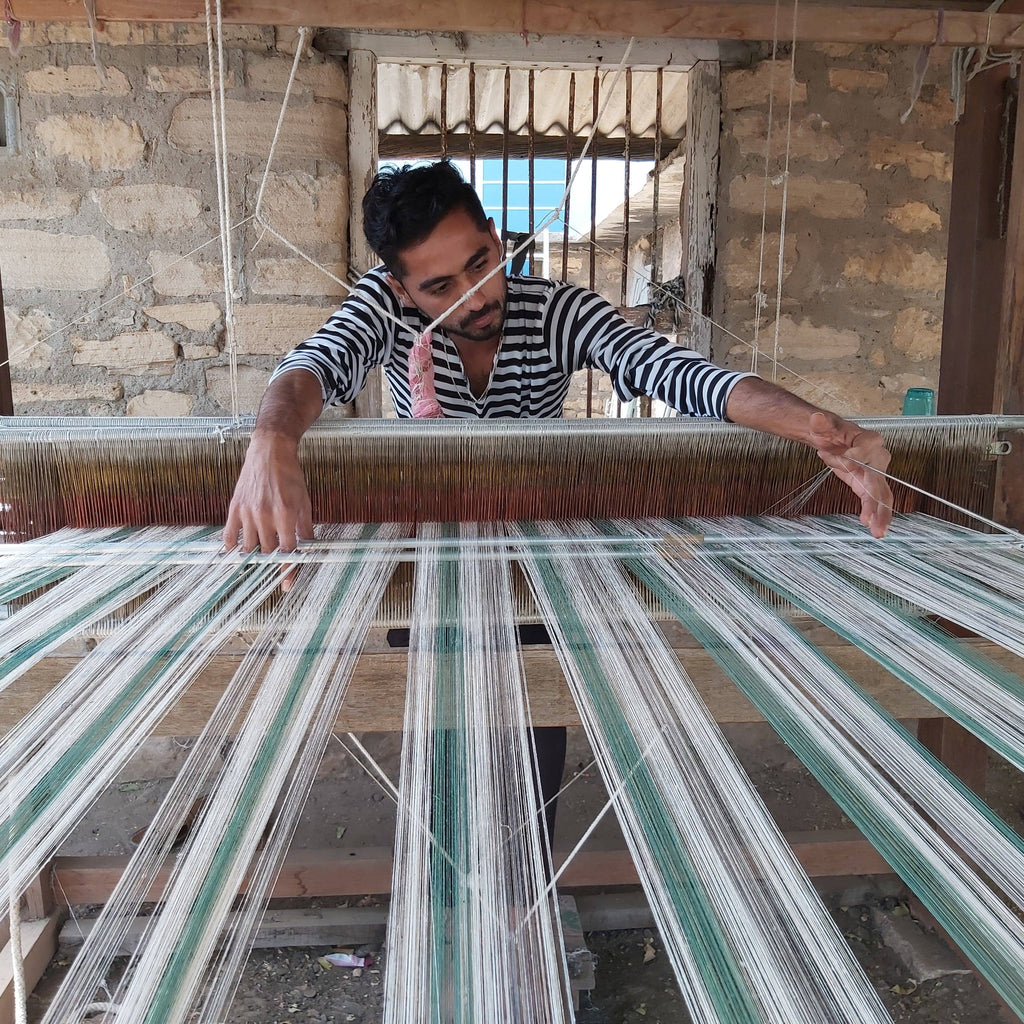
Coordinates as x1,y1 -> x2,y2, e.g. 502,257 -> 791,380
444,300 -> 506,342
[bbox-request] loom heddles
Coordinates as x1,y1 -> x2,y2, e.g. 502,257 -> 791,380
0,416 -> 1024,1022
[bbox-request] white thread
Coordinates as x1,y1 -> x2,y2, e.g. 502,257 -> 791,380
332,731 -> 399,801
7,782 -> 26,1024
752,0 -> 783,375
206,0 -> 240,422
586,234 -> 854,411
770,0 -> 800,384
843,454 -> 1024,540
247,38 -> 639,352
254,28 -> 311,221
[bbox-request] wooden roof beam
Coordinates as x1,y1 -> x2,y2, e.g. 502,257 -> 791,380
9,0 -> 1024,48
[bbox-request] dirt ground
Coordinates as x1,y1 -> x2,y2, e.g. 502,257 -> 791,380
31,723 -> 1024,1024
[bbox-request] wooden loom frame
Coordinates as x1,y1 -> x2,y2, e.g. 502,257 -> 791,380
2,2 -> 1024,1017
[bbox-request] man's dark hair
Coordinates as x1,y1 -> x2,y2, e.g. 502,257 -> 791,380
362,160 -> 490,276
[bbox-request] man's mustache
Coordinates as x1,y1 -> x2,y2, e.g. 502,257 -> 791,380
458,302 -> 501,329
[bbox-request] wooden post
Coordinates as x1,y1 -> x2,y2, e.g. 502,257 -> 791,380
0,262 -> 13,416
993,72 -> 1024,529
937,66 -> 1015,422
347,49 -> 383,418
925,62 -> 1024,794
681,60 -> 720,360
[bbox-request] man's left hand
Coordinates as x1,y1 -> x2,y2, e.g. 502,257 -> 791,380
808,410 -> 892,538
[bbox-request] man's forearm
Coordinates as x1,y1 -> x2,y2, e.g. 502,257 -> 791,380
252,368 -> 325,448
724,376 -> 832,443
724,374 -> 893,537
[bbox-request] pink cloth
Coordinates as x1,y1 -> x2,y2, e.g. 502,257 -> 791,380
408,330 -> 445,418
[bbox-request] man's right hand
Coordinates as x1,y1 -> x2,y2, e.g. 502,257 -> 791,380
223,369 -> 325,578
223,431 -> 314,558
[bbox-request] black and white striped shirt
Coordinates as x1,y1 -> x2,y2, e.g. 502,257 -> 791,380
272,267 -> 752,420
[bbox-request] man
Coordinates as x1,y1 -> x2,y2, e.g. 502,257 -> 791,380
225,159 -> 891,552
224,158 -> 892,845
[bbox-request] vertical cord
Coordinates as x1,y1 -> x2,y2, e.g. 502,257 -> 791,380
205,0 -> 240,422
8,783 -> 26,1024
770,0 -> 800,383
751,0 -> 783,375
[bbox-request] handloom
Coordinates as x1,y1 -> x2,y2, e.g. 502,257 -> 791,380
1,414 -> 1024,1023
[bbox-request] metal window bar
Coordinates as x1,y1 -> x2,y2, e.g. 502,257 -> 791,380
587,69 -> 600,418
377,60 -> 677,420
561,73 -> 576,283
644,67 -> 664,420
502,67 -> 511,251
651,68 -> 663,291
468,62 -> 477,189
620,68 -> 632,309
440,64 -> 449,159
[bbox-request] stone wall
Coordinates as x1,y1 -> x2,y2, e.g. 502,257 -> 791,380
1,30 -> 955,422
0,23 -> 349,416
716,44 -> 954,416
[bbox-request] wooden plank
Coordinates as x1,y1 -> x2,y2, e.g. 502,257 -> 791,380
0,912 -> 63,1024
10,1 -> 1024,48
681,59 -> 720,359
61,905 -> 392,953
4,636 -> 1000,735
51,829 -> 890,906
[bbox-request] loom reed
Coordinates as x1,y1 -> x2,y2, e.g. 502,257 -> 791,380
1,415 -> 1016,537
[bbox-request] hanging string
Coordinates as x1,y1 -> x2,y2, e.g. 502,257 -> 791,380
205,0 -> 241,422
751,0 -> 783,376
770,0 -> 800,383
7,783 -> 26,1024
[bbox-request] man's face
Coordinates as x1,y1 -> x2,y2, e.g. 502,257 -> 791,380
387,206 -> 507,343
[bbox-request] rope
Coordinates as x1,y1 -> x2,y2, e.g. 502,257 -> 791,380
770,0 -> 800,384
205,0 -> 240,422
751,0 -> 783,376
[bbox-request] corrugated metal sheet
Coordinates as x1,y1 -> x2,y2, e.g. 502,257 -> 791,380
379,64 -> 687,140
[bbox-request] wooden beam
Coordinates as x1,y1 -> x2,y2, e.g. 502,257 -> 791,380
994,73 -> 1024,531
681,59 -> 720,359
1,634 -> 989,736
62,905 -> 393,953
51,829 -> 890,906
917,717 -> 988,794
317,28 -> 733,70
938,67 -> 1015,422
0,912 -> 63,1024
0,263 -> 12,417
10,1 -> 1024,48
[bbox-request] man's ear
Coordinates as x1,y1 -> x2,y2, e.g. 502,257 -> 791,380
488,218 -> 503,257
386,272 -> 413,306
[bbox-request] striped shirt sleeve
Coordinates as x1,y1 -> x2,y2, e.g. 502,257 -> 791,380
269,271 -> 403,407
548,285 -> 755,419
